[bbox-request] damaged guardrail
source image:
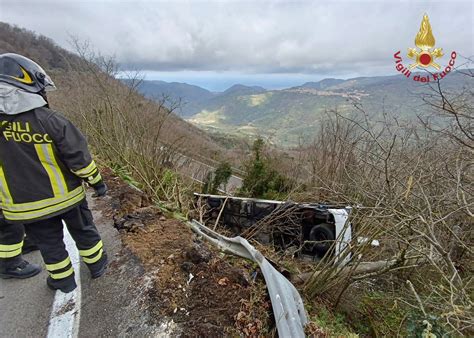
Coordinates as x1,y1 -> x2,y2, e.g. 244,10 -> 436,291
188,219 -> 308,338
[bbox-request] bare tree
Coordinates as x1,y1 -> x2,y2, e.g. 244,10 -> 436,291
300,71 -> 473,335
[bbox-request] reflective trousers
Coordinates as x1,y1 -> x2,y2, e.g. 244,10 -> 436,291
23,199 -> 105,285
0,217 -> 24,270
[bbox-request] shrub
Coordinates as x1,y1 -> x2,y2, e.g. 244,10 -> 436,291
202,161 -> 232,194
239,138 -> 294,199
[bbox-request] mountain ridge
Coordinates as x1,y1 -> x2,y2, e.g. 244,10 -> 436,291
129,70 -> 473,146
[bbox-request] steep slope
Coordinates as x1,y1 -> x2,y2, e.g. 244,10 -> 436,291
0,22 -> 82,70
129,80 -> 216,117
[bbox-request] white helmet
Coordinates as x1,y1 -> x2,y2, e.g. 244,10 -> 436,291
0,53 -> 56,93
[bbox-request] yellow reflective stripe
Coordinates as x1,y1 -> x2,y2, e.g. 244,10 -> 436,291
11,67 -> 34,84
79,240 -> 103,257
83,249 -> 103,264
44,144 -> 68,194
34,144 -> 68,197
72,161 -> 97,177
45,257 -> 71,271
0,166 -> 13,206
0,248 -> 21,258
49,266 -> 74,280
2,186 -> 84,212
0,241 -> 23,252
88,173 -> 102,185
3,188 -> 85,221
73,161 -> 96,176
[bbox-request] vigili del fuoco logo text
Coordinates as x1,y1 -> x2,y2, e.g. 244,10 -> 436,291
394,14 -> 457,82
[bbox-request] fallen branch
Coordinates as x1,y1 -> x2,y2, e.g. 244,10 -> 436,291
293,256 -> 424,284
213,197 -> 229,230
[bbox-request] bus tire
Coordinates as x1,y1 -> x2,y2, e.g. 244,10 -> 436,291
309,223 -> 335,256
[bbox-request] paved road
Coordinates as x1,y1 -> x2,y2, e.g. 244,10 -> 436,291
0,243 -> 53,337
175,153 -> 243,193
0,194 -> 156,338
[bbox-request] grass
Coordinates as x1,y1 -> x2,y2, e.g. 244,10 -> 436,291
247,93 -> 272,107
305,301 -> 358,337
188,108 -> 224,125
353,290 -> 442,337
110,162 -> 141,188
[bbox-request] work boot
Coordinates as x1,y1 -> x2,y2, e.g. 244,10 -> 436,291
22,235 -> 39,255
0,259 -> 42,279
46,275 -> 77,293
89,252 -> 108,279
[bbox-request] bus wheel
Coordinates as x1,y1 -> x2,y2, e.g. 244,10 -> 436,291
309,223 -> 335,256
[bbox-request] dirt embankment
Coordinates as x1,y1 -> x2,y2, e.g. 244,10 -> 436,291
100,168 -> 271,336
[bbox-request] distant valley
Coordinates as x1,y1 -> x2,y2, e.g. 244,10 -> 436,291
127,72 -> 472,146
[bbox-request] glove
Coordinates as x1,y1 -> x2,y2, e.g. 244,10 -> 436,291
92,180 -> 108,197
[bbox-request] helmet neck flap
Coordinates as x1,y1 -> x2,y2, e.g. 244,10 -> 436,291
0,82 -> 47,115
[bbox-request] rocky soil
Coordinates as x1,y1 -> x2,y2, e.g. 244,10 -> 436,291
99,168 -> 272,336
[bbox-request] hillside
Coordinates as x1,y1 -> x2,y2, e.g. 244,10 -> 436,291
0,22 -> 229,161
135,72 -> 473,146
129,80 -> 217,117
0,22 -> 83,70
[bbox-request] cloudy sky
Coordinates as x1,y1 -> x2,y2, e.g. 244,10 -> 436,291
1,0 -> 472,90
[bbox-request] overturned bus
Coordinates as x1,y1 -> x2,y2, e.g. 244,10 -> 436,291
194,193 -> 352,262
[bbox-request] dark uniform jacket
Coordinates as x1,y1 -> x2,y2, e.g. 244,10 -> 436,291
0,106 -> 101,223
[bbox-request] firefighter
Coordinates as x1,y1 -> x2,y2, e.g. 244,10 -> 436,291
0,53 -> 108,293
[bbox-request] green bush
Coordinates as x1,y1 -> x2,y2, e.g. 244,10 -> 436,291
239,138 -> 294,199
202,161 -> 232,194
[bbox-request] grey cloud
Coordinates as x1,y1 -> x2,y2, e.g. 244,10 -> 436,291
0,0 -> 472,76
